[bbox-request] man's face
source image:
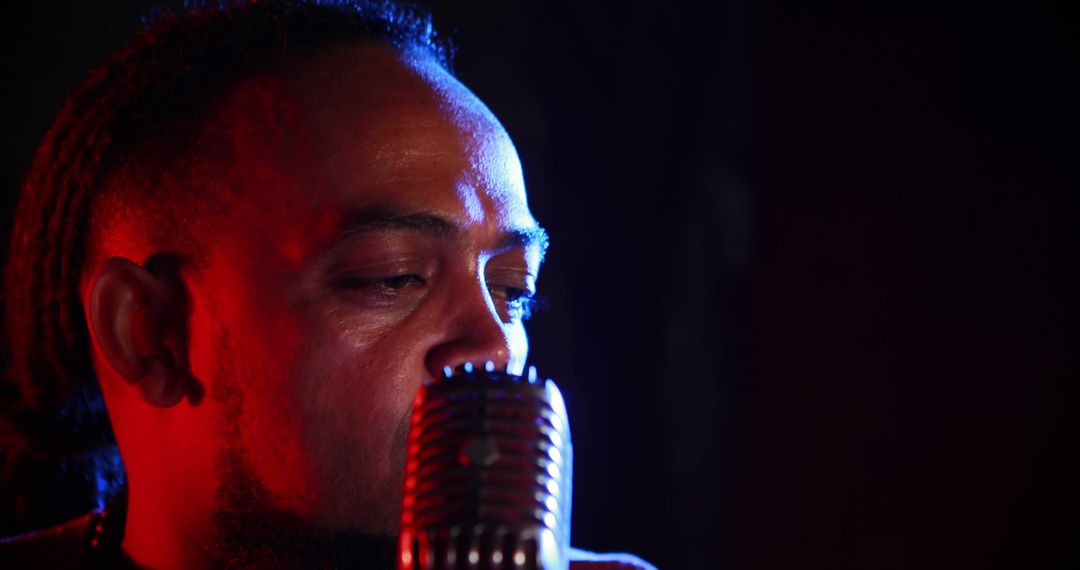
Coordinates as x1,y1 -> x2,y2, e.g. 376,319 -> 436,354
185,44 -> 544,535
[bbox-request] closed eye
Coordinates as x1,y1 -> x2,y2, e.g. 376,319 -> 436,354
489,285 -> 544,322
336,274 -> 427,305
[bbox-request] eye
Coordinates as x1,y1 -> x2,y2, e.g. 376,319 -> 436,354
489,285 -> 543,322
336,273 -> 426,304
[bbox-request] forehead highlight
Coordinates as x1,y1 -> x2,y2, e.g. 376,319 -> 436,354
281,43 -> 525,192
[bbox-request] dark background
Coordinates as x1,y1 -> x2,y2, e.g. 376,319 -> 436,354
2,1 -> 1077,568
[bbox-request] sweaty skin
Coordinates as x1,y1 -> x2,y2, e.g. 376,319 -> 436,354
87,43 -> 544,568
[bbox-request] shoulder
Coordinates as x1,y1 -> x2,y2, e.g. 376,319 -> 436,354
0,510 -> 96,568
0,506 -> 127,569
570,546 -> 659,570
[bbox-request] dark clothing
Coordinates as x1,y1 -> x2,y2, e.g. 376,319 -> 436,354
0,498 -> 654,569
0,497 -> 136,569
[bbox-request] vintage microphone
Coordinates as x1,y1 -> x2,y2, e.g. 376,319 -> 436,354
399,361 -> 573,570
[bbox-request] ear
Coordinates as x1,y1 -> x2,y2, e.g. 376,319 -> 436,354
87,256 -> 190,407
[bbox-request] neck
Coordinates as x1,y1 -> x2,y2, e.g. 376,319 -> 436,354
122,479 -> 216,570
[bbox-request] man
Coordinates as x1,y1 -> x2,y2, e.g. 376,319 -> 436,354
0,1 -> 653,568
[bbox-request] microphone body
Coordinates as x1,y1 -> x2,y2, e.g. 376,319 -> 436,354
400,365 -> 573,570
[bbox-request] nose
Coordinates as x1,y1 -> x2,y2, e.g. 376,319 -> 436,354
423,278 -> 517,379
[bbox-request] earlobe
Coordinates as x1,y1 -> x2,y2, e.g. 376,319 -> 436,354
139,354 -> 189,408
87,256 -> 190,407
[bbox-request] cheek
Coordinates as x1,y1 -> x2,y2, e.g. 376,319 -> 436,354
199,253 -> 321,514
291,304 -> 424,513
298,305 -> 415,429
234,317 -> 317,509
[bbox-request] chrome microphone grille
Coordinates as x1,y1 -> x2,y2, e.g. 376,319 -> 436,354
400,365 -> 573,570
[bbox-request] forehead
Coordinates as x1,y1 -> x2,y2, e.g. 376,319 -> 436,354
206,42 -> 532,246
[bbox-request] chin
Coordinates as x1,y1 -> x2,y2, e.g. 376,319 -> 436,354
309,462 -> 405,535
313,494 -> 402,536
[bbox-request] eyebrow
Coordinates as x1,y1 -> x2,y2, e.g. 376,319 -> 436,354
340,209 -> 550,260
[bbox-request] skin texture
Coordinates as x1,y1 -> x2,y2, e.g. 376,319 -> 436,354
84,43 -> 545,569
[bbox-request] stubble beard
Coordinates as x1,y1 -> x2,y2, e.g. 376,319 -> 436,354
207,329 -> 409,569
210,446 -> 399,569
